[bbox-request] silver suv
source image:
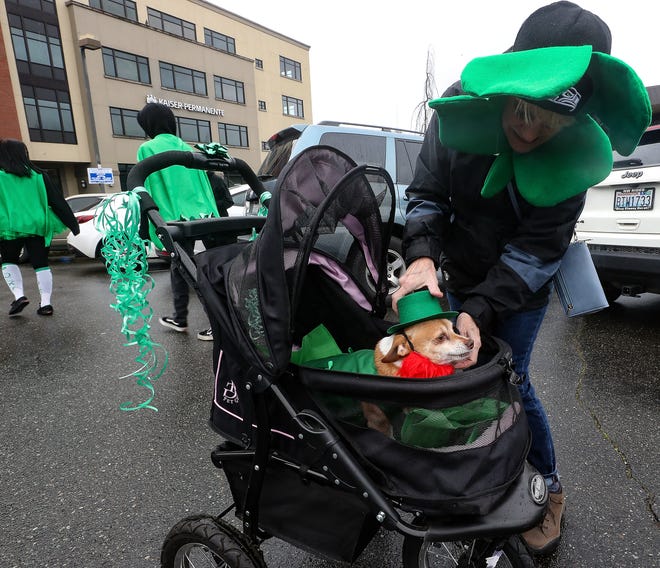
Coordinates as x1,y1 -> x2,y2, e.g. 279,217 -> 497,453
576,125 -> 660,302
245,121 -> 424,296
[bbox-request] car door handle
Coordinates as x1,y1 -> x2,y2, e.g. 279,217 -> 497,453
616,219 -> 640,230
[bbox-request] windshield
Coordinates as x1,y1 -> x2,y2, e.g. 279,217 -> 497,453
257,138 -> 297,178
612,129 -> 660,169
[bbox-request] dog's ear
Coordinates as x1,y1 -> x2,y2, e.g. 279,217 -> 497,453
380,334 -> 411,363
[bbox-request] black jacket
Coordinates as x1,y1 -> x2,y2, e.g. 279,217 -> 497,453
402,111 -> 585,333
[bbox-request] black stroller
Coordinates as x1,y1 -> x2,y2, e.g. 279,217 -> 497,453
127,145 -> 548,568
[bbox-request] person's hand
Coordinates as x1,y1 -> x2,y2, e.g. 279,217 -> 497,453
453,312 -> 481,369
392,257 -> 442,314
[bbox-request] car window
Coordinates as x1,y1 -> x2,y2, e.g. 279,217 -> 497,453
318,132 -> 386,168
258,138 -> 296,178
232,189 -> 247,207
612,128 -> 660,169
395,139 -> 423,185
67,195 -> 104,213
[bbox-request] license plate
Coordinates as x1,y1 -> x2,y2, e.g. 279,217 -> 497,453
613,188 -> 654,211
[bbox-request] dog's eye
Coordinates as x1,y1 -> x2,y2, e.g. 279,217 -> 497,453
434,334 -> 447,343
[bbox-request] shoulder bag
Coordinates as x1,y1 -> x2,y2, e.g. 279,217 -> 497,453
507,183 -> 608,317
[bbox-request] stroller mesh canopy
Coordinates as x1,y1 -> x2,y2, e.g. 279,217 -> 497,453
226,145 -> 395,375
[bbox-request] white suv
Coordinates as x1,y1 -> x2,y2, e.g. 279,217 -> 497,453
576,125 -> 660,302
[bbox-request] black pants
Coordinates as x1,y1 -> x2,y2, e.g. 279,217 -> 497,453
170,241 -> 194,323
0,236 -> 49,269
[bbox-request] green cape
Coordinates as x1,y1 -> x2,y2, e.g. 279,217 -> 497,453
0,171 -> 66,245
136,134 -> 218,247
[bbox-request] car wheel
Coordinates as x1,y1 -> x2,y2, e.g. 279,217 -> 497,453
601,280 -> 621,304
348,236 -> 405,298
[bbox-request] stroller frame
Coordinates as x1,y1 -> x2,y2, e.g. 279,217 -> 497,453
128,148 -> 548,568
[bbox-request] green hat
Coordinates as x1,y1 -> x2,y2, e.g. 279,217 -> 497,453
388,290 -> 458,335
429,45 -> 652,207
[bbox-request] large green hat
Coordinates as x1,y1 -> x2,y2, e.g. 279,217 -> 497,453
388,290 -> 458,335
429,45 -> 651,207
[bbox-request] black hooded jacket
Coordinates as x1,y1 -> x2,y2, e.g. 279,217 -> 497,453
137,103 -> 177,138
402,104 -> 586,333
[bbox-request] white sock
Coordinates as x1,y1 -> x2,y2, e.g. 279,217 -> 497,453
36,267 -> 53,306
2,263 -> 24,300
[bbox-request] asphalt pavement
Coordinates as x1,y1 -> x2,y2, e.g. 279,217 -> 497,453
0,257 -> 658,568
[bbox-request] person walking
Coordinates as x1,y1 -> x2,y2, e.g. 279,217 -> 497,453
136,102 -> 220,341
392,1 -> 650,555
0,139 -> 79,316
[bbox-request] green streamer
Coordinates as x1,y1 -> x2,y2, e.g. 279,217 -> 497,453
95,191 -> 168,412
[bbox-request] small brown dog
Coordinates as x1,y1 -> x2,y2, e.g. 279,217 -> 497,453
362,317 -> 474,435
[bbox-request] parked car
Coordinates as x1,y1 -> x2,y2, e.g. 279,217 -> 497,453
243,121 -> 424,297
576,124 -> 660,302
68,185 -> 249,261
51,193 -> 115,251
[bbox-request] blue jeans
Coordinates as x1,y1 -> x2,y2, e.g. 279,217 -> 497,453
447,293 -> 559,487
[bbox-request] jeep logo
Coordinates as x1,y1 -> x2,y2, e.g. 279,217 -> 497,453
621,171 -> 643,179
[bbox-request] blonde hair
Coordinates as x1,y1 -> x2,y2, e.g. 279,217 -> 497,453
513,98 -> 576,130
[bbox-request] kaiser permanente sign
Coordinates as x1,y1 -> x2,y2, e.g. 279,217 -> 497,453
145,94 -> 225,116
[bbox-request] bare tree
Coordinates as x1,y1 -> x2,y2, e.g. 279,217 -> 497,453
413,47 -> 438,132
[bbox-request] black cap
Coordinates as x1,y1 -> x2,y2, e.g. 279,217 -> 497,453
513,1 -> 612,54
137,103 -> 177,138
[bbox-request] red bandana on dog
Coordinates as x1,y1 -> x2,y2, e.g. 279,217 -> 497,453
397,351 -> 455,379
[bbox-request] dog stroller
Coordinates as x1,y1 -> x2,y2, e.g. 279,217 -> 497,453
128,145 -> 548,568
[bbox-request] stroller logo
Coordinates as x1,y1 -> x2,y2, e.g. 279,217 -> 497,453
245,288 -> 265,343
223,381 -> 239,404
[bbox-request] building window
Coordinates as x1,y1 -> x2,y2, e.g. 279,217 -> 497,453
117,163 -> 135,190
12,0 -> 56,12
176,116 -> 211,143
280,56 -> 301,81
261,141 -> 269,151
147,8 -> 196,41
282,95 -> 304,118
258,100 -> 267,112
218,123 -> 248,148
203,28 -> 236,54
22,85 -> 76,144
213,76 -> 244,104
9,14 -> 65,81
160,61 -> 207,96
255,58 -> 263,70
89,0 -> 137,22
110,107 -> 143,137
102,47 -> 150,84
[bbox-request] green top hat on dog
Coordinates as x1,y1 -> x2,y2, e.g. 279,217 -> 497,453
427,2 -> 651,208
388,290 -> 458,335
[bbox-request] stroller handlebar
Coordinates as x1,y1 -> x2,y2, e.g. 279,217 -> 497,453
126,150 -> 269,206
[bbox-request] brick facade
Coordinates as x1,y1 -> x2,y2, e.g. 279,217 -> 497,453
0,23 -> 21,140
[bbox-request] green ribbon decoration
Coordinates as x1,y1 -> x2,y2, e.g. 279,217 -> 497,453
95,191 -> 168,412
193,142 -> 231,159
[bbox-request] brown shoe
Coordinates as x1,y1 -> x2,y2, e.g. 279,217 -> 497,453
522,489 -> 565,554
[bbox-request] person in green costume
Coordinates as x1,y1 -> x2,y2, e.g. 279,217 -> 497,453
0,139 -> 79,317
136,103 -> 220,341
392,1 -> 651,555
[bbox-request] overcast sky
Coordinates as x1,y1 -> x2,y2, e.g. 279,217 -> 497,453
211,0 -> 659,131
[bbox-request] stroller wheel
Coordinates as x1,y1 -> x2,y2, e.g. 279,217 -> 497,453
161,514 -> 266,568
402,534 -> 535,568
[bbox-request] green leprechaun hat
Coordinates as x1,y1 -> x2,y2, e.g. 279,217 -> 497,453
388,290 -> 458,335
429,45 -> 651,207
